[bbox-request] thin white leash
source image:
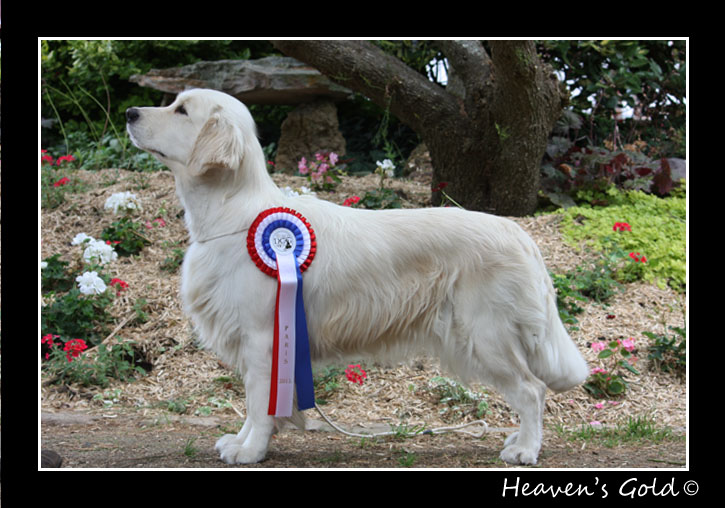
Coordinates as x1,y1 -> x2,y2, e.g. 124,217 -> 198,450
313,403 -> 489,439
230,402 -> 488,438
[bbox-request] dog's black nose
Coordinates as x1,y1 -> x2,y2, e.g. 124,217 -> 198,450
126,107 -> 140,123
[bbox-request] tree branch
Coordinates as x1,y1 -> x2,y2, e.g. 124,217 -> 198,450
437,40 -> 492,91
272,40 -> 459,136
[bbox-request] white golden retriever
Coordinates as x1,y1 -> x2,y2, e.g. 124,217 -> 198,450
126,88 -> 589,466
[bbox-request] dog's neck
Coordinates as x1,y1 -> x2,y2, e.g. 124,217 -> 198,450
169,158 -> 284,244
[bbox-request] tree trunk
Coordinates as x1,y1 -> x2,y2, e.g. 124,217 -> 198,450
272,40 -> 567,216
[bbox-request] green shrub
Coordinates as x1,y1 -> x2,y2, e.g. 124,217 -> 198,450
101,217 -> 151,257
645,326 -> 686,377
556,187 -> 685,290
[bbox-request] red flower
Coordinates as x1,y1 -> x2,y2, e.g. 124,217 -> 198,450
629,252 -> 647,263
432,182 -> 449,192
342,196 -> 361,207
109,278 -> 129,295
345,364 -> 367,385
613,222 -> 632,232
41,334 -> 60,359
109,278 -> 129,294
63,339 -> 88,362
42,154 -> 55,165
56,154 -> 76,165
53,177 -> 71,187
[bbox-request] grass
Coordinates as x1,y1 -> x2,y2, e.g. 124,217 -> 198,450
555,415 -> 682,447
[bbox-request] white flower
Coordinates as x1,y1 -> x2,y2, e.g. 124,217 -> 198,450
71,232 -> 95,245
377,159 -> 395,170
104,191 -> 141,215
83,239 -> 118,265
376,159 -> 396,178
41,261 -> 48,269
282,186 -> 316,198
76,271 -> 107,295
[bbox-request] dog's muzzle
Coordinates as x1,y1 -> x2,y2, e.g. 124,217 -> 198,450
126,107 -> 166,158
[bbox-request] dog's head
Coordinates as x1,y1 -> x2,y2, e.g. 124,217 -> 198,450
126,88 -> 258,177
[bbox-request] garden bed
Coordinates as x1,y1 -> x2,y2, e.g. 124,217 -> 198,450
40,166 -> 687,468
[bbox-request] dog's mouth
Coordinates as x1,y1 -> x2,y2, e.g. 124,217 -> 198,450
127,129 -> 167,159
148,148 -> 168,158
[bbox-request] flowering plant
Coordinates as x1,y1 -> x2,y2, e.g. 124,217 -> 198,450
375,159 -> 395,186
109,278 -> 129,296
281,186 -> 317,198
42,334 -> 88,363
104,191 -> 141,215
297,152 -> 344,190
342,196 -> 361,207
41,333 -> 144,387
41,150 -> 80,209
101,217 -> 150,257
41,150 -> 76,167
584,337 -> 639,398
84,240 -> 119,265
63,338 -> 89,362
344,364 -> 367,385
76,271 -> 108,295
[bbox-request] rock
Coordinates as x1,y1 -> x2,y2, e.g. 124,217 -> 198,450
274,99 -> 346,173
129,56 -> 353,105
404,142 -> 433,179
41,450 -> 64,468
664,157 -> 686,181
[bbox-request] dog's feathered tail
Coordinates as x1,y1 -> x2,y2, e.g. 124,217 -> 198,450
518,251 -> 589,393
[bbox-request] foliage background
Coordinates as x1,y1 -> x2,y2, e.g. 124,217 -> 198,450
40,40 -> 686,173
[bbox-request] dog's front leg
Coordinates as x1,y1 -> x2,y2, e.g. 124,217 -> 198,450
215,362 -> 275,464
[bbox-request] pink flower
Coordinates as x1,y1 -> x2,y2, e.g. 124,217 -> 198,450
591,367 -> 607,375
591,341 -> 607,352
620,338 -> 635,352
145,217 -> 167,229
329,152 -> 339,165
594,402 -> 605,409
298,157 -> 309,175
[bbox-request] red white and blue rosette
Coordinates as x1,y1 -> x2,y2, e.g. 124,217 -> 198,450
247,208 -> 316,417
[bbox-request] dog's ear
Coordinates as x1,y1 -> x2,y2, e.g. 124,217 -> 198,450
187,112 -> 245,176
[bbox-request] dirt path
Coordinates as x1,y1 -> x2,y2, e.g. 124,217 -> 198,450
40,410 -> 685,469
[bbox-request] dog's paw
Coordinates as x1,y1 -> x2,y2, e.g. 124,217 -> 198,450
215,434 -> 267,464
215,434 -> 239,452
500,443 -> 538,466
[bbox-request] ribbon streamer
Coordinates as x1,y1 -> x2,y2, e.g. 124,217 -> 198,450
247,208 -> 316,417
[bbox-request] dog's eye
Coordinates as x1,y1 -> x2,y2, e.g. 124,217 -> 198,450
175,104 -> 188,115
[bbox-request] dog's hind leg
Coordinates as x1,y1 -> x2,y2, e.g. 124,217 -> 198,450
497,371 -> 547,465
455,303 -> 548,466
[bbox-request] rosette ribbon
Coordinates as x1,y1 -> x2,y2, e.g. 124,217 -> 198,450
247,207 -> 316,417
